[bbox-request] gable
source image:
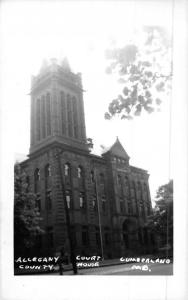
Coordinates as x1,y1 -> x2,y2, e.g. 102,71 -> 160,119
104,137 -> 130,159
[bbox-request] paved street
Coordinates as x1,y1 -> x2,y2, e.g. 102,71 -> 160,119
48,262 -> 173,276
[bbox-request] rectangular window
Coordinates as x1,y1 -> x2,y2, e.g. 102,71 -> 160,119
36,194 -> 41,212
65,190 -> 71,209
120,198 -> 124,212
101,196 -> 106,214
92,195 -> 97,211
79,192 -> 85,209
127,201 -> 132,214
46,190 -> 52,211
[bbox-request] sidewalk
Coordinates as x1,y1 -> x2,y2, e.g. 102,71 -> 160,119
15,255 -> 171,275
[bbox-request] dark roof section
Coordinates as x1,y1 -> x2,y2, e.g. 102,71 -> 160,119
102,137 -> 130,159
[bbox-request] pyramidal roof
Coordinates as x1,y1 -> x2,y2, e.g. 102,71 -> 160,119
102,137 -> 130,159
61,57 -> 71,71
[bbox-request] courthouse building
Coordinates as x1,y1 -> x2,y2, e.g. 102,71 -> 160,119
20,58 -> 153,259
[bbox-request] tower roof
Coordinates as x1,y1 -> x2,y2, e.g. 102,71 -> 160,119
103,137 -> 130,159
61,57 -> 71,71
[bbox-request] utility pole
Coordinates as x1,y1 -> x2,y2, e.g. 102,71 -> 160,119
55,148 -> 78,275
94,168 -> 104,260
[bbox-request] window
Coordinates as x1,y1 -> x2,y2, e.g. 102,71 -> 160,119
67,94 -> 73,137
79,192 -> 85,209
124,176 -> 130,196
120,197 -> 125,212
65,190 -> 71,209
45,164 -> 51,177
146,203 -> 150,215
46,190 -> 52,211
41,95 -> 46,139
101,196 -> 106,214
140,201 -> 145,218
34,168 -> 40,181
45,164 -> 51,188
77,166 -> 84,179
99,173 -> 105,184
92,195 -> 97,211
64,163 -> 70,177
36,98 -> 41,141
127,200 -> 132,214
26,176 -> 30,192
34,168 -> 40,192
117,174 -> 121,185
36,194 -> 41,212
60,91 -> 66,135
72,96 -> 78,138
82,226 -> 89,245
90,171 -> 95,183
46,93 -> 51,136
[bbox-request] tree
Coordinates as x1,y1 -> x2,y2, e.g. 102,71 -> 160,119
14,163 -> 44,257
146,180 -> 173,255
104,26 -> 172,120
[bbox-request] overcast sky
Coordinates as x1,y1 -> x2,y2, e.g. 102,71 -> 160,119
0,0 -> 174,200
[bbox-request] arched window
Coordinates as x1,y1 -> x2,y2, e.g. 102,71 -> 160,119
101,196 -> 106,214
72,96 -> 78,138
125,176 -> 130,196
143,183 -> 149,201
34,168 -> 40,192
34,168 -> 40,181
90,170 -> 95,183
64,163 -> 70,177
92,195 -> 97,211
36,194 -> 41,212
119,197 -> 125,212
60,91 -> 66,135
67,94 -> 73,137
36,98 -> 41,141
41,95 -> 46,139
45,164 -> 51,177
46,93 -> 51,136
117,174 -> 121,185
45,164 -> 51,188
77,166 -> 84,179
137,181 -> 142,199
79,192 -> 85,209
26,175 -> 30,192
46,190 -> 52,211
65,190 -> 71,209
